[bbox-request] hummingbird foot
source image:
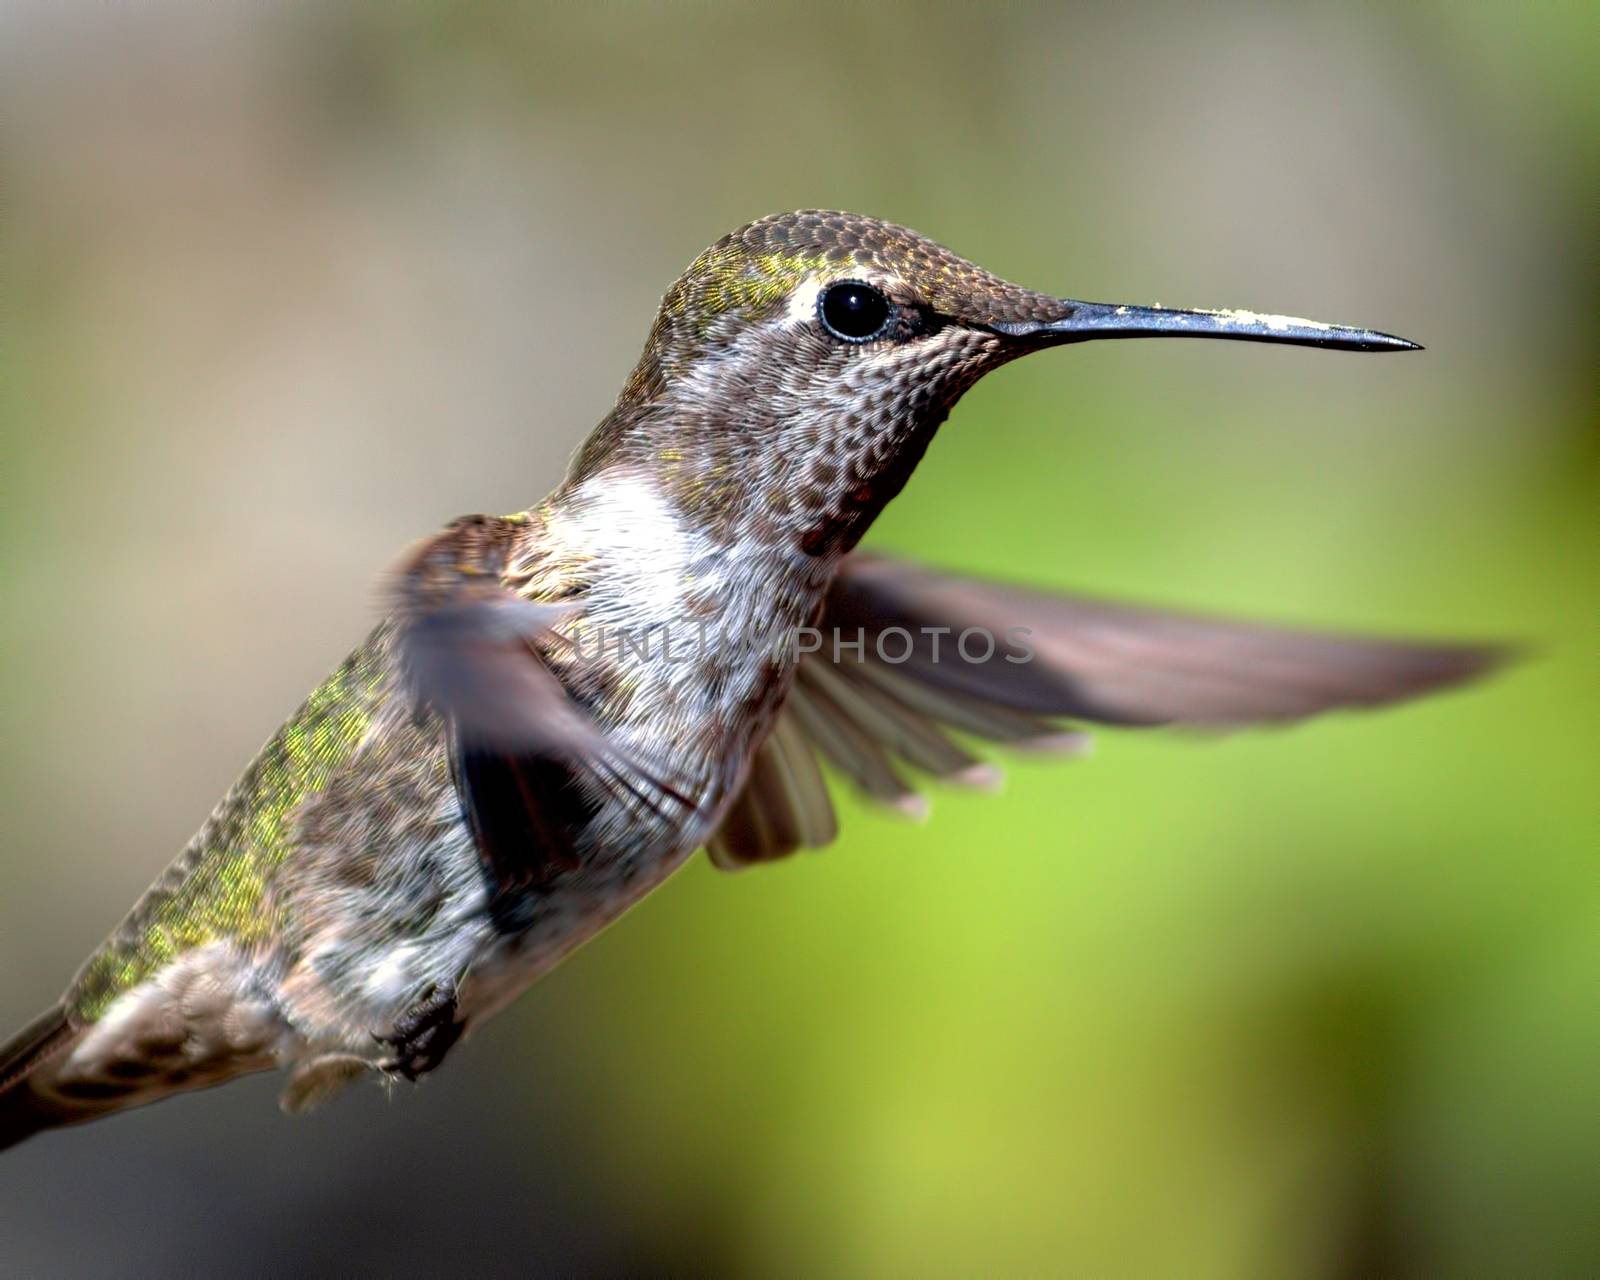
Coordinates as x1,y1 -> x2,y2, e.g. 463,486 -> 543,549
375,984 -> 464,1082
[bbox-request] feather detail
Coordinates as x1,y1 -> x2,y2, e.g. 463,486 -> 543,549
392,517 -> 692,900
706,550 -> 1504,869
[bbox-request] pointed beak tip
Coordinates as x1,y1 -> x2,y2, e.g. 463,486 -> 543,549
1367,331 -> 1424,353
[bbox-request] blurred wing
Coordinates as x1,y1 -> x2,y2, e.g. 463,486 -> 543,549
706,713 -> 838,869
706,550 -> 1504,868
826,552 -> 1505,727
393,517 -> 688,900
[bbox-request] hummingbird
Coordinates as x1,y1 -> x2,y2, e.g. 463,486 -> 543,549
0,210 -> 1500,1149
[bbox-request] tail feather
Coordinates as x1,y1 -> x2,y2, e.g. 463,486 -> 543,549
0,1004 -> 79,1152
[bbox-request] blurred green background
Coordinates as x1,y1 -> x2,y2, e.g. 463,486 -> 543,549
1,3 -> 1595,1276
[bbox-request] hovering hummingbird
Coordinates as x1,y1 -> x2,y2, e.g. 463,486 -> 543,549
0,210 -> 1500,1149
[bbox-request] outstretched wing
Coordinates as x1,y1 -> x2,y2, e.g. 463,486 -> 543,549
392,516 -> 687,905
706,551 -> 1504,868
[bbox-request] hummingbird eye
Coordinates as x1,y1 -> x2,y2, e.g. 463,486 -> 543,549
818,280 -> 893,343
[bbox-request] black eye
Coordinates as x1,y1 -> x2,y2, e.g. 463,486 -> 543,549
818,280 -> 892,343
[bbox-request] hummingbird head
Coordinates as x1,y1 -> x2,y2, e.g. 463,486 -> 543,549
570,210 -> 1416,556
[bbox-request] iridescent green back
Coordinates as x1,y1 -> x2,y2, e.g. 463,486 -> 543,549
69,636 -> 393,1021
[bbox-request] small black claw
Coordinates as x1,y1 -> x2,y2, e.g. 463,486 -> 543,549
375,984 -> 465,1081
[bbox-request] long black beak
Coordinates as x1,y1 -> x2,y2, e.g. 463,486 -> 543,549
991,300 -> 1420,352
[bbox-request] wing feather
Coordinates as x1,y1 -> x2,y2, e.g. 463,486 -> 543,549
392,517 -> 689,901
706,550 -> 1503,870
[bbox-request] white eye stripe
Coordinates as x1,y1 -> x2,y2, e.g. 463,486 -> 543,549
784,280 -> 823,326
